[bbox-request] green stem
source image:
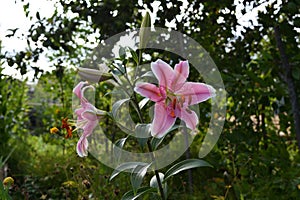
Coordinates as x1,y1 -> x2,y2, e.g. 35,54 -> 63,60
58,73 -> 65,110
115,47 -> 166,199
132,92 -> 166,199
147,140 -> 166,200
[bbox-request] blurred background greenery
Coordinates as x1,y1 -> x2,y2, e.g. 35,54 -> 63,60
0,0 -> 300,199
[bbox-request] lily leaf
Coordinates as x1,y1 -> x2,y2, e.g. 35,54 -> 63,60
114,137 -> 127,149
140,71 -> 155,79
138,97 -> 150,110
150,173 -> 168,198
110,162 -> 148,181
135,123 -> 151,148
150,125 -> 182,150
121,187 -> 156,200
164,159 -> 212,182
112,137 -> 128,164
112,98 -> 130,118
129,47 -> 139,65
150,136 -> 165,151
131,163 -> 152,194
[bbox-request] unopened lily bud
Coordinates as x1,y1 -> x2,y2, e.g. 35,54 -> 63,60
77,64 -> 112,83
139,11 -> 151,50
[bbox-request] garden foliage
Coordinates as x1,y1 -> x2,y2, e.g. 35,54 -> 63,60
1,0 -> 300,199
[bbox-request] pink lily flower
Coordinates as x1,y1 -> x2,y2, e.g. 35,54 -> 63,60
73,81 -> 105,157
134,59 -> 216,138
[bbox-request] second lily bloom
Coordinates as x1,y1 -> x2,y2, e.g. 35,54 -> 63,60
73,81 -> 106,157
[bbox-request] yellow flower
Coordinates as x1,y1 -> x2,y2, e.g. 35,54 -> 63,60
55,109 -> 60,115
62,181 -> 77,188
40,194 -> 47,200
50,127 -> 59,134
3,177 -> 14,186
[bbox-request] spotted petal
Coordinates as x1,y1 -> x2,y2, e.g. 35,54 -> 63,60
176,82 -> 216,105
172,60 -> 189,91
177,108 -> 198,130
134,82 -> 163,102
151,59 -> 174,88
151,102 -> 176,138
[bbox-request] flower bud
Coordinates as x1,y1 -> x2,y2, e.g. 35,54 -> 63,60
3,177 -> 14,186
77,64 -> 112,83
139,11 -> 151,50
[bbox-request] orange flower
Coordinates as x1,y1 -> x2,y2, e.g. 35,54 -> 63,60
62,118 -> 73,138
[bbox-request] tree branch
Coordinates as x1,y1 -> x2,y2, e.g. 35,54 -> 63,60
274,25 -> 300,150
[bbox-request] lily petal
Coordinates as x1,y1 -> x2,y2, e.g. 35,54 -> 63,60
82,119 -> 99,138
134,82 -> 163,102
176,82 -> 216,105
77,85 -> 95,105
75,107 -> 85,120
172,60 -> 189,90
151,59 -> 174,88
77,136 -> 88,157
75,103 -> 97,120
73,81 -> 87,100
82,110 -> 98,121
177,108 -> 198,130
151,102 -> 176,138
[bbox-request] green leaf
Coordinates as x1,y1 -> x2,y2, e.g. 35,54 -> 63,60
121,187 -> 156,200
150,125 -> 182,150
112,137 -> 129,164
292,68 -> 300,80
140,71 -> 155,79
119,46 -> 126,59
134,71 -> 156,83
23,3 -> 29,17
112,98 -> 130,118
36,11 -> 41,20
110,162 -> 148,181
138,97 -> 149,109
294,17 -> 300,27
150,136 -> 165,151
150,173 -> 167,197
131,163 -> 152,194
129,47 -> 139,65
111,62 -> 125,76
115,137 -> 127,149
115,62 -> 126,74
164,159 -> 212,181
0,182 -> 12,200
135,123 -> 151,148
